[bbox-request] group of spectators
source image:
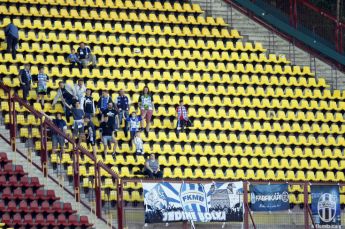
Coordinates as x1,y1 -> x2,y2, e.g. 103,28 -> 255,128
7,21 -> 191,179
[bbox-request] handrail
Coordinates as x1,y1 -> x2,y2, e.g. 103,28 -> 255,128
307,206 -> 317,228
247,203 -> 257,229
299,0 -> 338,23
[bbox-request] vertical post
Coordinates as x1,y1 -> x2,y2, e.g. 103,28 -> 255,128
291,0 -> 297,28
340,25 -> 343,53
243,181 -> 249,229
73,146 -> 80,202
40,117 -> 47,175
8,92 -> 13,143
117,178 -> 124,229
11,100 -> 17,152
95,163 -> 102,218
304,182 -> 309,229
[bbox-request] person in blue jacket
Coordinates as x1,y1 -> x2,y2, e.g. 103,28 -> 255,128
4,21 -> 19,59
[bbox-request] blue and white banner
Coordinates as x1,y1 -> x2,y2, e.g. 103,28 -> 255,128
250,184 -> 289,211
311,185 -> 341,228
143,182 -> 243,223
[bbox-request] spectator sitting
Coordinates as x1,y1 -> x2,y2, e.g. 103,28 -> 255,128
83,89 -> 95,118
75,79 -> 86,108
34,66 -> 49,108
51,113 -> 67,156
116,89 -> 130,134
18,64 -> 31,103
176,100 -> 190,134
52,81 -> 77,120
133,131 -> 144,156
98,90 -> 112,115
84,116 -> 97,158
102,102 -> 119,132
67,48 -> 82,70
144,154 -> 162,178
65,101 -> 84,143
4,20 -> 19,59
77,42 -> 97,68
100,115 -> 117,158
126,112 -> 142,147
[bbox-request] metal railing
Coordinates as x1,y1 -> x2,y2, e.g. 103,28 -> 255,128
0,83 -> 120,229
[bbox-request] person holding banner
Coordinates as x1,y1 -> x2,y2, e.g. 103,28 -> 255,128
144,154 -> 162,178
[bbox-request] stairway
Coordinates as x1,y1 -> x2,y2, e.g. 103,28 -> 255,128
0,125 -> 109,229
192,0 -> 345,90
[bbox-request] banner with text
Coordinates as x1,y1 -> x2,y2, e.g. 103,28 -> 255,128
311,185 -> 341,228
143,182 -> 243,223
250,184 -> 289,211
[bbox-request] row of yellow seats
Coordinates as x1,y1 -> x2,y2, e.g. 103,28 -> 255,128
2,31 -> 255,52
3,44 -> 282,64
25,122 -> 345,146
1,0 -> 203,14
2,19 -> 235,40
4,79 -> 332,106
51,139 -> 345,159
5,13 -> 225,29
1,67 -> 321,92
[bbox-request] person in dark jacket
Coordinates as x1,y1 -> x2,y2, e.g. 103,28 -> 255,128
77,42 -> 97,68
83,89 -> 95,118
4,21 -> 19,59
116,89 -> 130,133
18,64 -> 31,102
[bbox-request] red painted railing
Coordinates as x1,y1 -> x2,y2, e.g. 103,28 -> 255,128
225,0 -> 345,71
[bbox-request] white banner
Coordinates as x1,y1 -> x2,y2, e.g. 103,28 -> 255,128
143,182 -> 243,223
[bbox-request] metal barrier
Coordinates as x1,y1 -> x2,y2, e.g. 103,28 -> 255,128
0,83 -> 119,229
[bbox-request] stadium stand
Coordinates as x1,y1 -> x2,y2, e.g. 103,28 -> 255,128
0,0 -> 345,209
0,152 -> 92,228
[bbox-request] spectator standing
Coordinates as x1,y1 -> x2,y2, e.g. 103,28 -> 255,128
98,90 -> 112,114
18,64 -> 31,102
67,48 -> 82,70
116,89 -> 130,134
84,116 -> 97,157
100,116 -> 117,157
139,86 -> 154,136
83,89 -> 95,118
34,66 -> 49,108
126,112 -> 142,142
4,21 -> 19,59
144,154 -> 162,178
102,102 -> 119,132
65,101 -> 84,143
75,79 -> 86,108
51,113 -> 67,156
133,131 -> 144,156
77,42 -> 97,68
176,100 -> 189,134
52,81 -> 77,119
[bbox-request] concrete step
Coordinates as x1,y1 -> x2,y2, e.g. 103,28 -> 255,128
191,0 -> 345,88
0,126 -> 109,229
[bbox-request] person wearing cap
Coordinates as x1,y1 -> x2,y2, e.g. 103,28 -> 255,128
52,81 -> 77,119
